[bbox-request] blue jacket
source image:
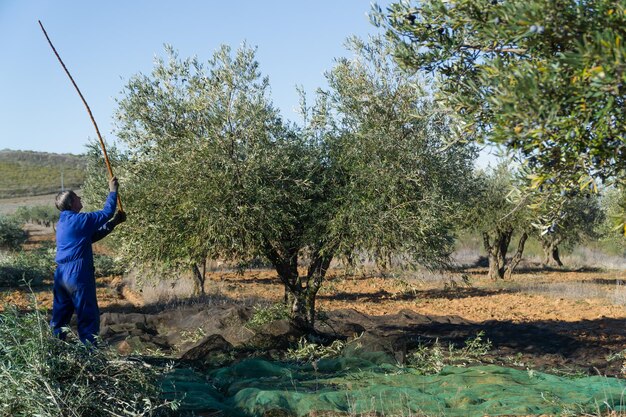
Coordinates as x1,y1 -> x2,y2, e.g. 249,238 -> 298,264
55,191 -> 118,269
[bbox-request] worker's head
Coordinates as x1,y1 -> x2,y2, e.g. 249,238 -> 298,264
55,190 -> 83,212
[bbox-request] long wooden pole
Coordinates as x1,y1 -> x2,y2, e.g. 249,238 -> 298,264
38,20 -> 123,212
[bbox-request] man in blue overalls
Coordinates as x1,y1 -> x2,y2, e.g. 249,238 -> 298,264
51,177 -> 126,345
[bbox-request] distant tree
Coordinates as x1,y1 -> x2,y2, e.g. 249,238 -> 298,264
105,39 -> 476,329
374,0 -> 626,233
531,192 -> 605,267
13,206 -> 60,230
599,185 -> 626,255
470,163 -> 531,279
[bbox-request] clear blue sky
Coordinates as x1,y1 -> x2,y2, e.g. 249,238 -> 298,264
0,1 -> 395,155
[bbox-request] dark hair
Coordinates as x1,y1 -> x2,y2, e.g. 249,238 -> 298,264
55,190 -> 76,211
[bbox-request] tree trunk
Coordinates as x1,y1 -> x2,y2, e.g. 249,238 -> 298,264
305,291 -> 316,328
287,291 -> 307,329
263,238 -> 334,332
303,249 -> 334,330
483,228 -> 512,280
551,246 -> 563,267
286,255 -> 332,331
486,250 -> 506,280
263,239 -> 308,327
284,286 -> 295,305
504,232 -> 528,280
191,259 -> 206,295
541,238 -> 564,267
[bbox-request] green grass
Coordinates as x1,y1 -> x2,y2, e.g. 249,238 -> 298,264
0,149 -> 86,198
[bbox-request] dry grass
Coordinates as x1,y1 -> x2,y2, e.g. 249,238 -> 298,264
563,246 -> 626,270
122,268 -> 266,310
515,278 -> 626,307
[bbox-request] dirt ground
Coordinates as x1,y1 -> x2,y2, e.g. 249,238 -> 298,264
2,225 -> 625,377
0,193 -> 58,215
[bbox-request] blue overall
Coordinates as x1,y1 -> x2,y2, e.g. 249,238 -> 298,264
51,192 -> 117,345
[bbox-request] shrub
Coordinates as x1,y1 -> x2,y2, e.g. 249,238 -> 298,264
0,216 -> 27,251
0,301 -> 177,416
0,245 -> 55,286
93,253 -> 125,277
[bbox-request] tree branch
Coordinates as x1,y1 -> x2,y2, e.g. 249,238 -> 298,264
460,44 -> 527,55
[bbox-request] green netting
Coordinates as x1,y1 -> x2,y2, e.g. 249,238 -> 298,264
162,353 -> 626,416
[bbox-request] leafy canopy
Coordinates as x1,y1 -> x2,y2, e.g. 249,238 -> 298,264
321,36 -> 478,267
105,38 -> 477,277
469,162 -> 531,233
112,44 -> 302,268
374,0 -> 626,232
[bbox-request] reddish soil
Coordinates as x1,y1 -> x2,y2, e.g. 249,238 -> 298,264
2,225 -> 625,377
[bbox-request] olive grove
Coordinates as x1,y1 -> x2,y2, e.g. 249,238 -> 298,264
86,38 -> 477,329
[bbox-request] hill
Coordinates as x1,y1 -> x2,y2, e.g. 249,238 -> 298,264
0,149 -> 87,198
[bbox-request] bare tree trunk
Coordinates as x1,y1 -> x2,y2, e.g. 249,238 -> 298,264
290,292 -> 309,330
483,232 -> 499,280
551,246 -> 563,267
263,237 -> 334,332
486,257 -> 503,280
191,265 -> 201,295
303,249 -> 334,329
541,241 -> 552,266
284,287 -> 294,305
305,291 -> 316,328
504,232 -> 528,280
263,239 -> 307,327
289,252 -> 332,331
541,238 -> 564,267
483,228 -> 512,280
191,260 -> 206,295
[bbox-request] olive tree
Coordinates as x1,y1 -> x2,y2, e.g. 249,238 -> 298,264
599,185 -> 626,254
470,163 -> 531,279
106,39 -> 476,329
320,36 -> 478,263
111,44 -> 304,296
374,0 -> 626,234
531,192 -> 605,267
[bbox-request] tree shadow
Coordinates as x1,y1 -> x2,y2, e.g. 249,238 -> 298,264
217,276 -> 277,286
514,265 -> 605,274
589,278 -> 626,286
333,309 -> 626,376
0,283 -> 51,294
453,261 -> 605,275
318,287 -> 517,302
